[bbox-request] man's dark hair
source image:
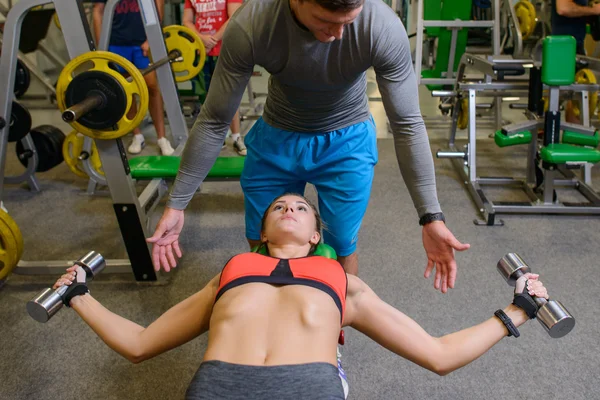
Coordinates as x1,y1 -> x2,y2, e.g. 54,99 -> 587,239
305,0 -> 365,12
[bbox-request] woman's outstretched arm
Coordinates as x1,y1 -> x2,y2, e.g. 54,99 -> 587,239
344,273 -> 545,375
55,269 -> 220,363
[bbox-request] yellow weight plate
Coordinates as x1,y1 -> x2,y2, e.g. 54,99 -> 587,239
56,51 -> 149,140
0,210 -> 23,281
63,131 -> 105,178
163,25 -> 206,82
1,210 -> 24,263
53,12 -> 61,31
573,69 -> 598,119
457,98 -> 468,129
515,0 -> 536,41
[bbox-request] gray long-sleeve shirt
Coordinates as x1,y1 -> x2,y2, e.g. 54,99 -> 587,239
168,0 -> 442,217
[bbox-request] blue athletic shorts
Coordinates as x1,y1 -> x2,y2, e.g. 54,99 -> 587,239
108,45 -> 150,72
240,117 -> 378,257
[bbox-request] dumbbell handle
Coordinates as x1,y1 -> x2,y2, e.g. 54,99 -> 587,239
508,268 -> 548,308
27,251 -> 105,323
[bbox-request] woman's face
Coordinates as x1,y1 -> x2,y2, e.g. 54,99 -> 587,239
261,195 -> 321,246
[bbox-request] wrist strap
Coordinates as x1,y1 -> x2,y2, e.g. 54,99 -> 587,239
513,292 -> 538,319
62,283 -> 89,307
494,309 -> 520,338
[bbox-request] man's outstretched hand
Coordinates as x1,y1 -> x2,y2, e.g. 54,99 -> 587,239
147,207 -> 185,272
422,221 -> 470,293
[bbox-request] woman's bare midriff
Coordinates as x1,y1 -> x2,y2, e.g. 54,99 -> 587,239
203,282 -> 342,366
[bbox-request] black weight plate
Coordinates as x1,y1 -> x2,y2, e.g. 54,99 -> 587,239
64,71 -> 128,130
9,101 -> 32,142
15,125 -> 66,172
33,125 -> 66,170
14,60 -> 31,98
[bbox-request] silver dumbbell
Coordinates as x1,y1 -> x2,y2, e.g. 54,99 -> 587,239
497,253 -> 575,338
26,251 -> 105,323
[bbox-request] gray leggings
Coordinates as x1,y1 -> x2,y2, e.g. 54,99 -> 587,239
185,360 -> 345,400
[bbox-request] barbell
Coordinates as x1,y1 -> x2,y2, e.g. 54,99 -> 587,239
56,25 -> 205,140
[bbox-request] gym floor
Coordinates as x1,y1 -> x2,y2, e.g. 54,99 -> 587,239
2,55 -> 600,400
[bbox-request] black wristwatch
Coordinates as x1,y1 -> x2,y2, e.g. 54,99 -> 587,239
494,309 -> 520,338
419,212 -> 445,226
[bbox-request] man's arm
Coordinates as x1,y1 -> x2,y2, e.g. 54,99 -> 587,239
92,2 -> 105,44
213,2 -> 243,41
556,0 -> 600,17
69,274 -> 220,363
372,18 -> 441,217
344,275 -> 529,375
167,20 -> 254,209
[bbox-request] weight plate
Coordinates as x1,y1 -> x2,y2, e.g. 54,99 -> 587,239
64,71 -> 128,130
0,209 -> 24,263
515,0 -> 536,41
63,131 -> 105,179
9,101 -> 32,142
163,25 -> 206,82
457,99 -> 468,130
56,51 -> 149,140
53,12 -> 61,31
0,210 -> 22,281
14,60 -> 31,98
15,125 -> 66,172
63,131 -> 88,178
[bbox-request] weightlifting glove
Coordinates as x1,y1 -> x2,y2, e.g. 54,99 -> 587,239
62,283 -> 89,307
513,280 -> 538,319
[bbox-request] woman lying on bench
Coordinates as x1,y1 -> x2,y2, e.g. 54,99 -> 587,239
53,193 -> 548,400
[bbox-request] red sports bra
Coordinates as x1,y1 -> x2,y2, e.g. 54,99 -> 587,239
215,253 -> 347,321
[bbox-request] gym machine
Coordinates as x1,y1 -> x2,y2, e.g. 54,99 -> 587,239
2,101 -> 66,192
415,0 -> 501,88
437,36 -> 600,226
415,0 -> 508,131
0,0 -> 191,282
502,0 -> 551,59
0,4 -> 69,106
65,0 -> 254,193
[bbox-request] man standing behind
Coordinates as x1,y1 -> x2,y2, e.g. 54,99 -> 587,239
92,0 -> 176,156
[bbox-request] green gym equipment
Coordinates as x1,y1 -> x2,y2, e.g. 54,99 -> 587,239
436,36 -> 600,226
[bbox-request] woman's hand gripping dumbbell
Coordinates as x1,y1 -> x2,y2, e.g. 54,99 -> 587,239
26,251 -> 105,323
498,253 -> 575,338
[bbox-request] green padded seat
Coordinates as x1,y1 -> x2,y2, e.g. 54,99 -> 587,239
253,243 -> 337,260
540,144 -> 600,164
562,130 -> 600,148
494,130 -> 533,147
128,155 -> 245,179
